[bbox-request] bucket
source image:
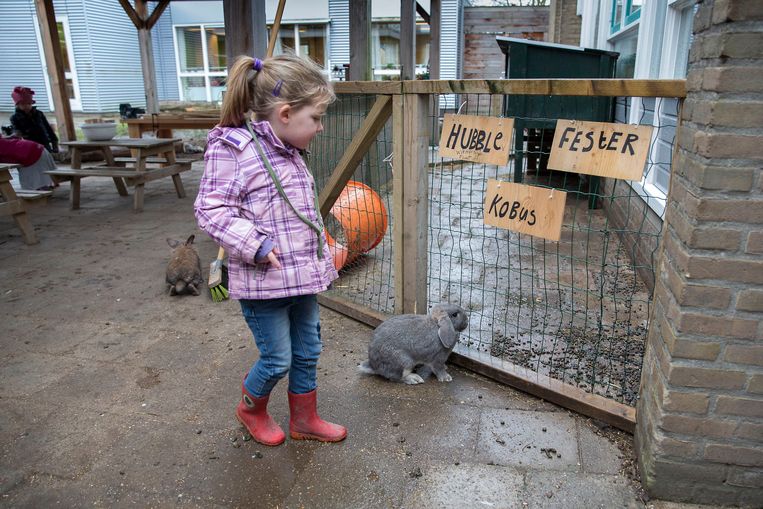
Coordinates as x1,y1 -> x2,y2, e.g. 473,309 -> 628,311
326,181 -> 388,271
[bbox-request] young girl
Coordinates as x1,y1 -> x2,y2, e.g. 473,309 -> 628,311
194,54 -> 345,446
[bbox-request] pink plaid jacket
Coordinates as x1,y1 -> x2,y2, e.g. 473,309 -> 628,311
194,120 -> 338,300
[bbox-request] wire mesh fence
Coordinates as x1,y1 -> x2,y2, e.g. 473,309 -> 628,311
312,89 -> 679,408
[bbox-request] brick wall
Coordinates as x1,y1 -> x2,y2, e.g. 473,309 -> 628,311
635,1 -> 763,506
548,0 -> 582,46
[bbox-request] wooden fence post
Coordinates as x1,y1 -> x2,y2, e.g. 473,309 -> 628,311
393,93 -> 430,314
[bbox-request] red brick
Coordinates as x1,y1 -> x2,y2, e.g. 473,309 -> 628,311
708,100 -> 763,129
676,312 -> 758,339
725,344 -> 763,367
652,460 -> 728,482
727,467 -> 763,489
673,151 -> 755,191
695,199 -> 763,224
717,1 -> 763,22
736,421 -> 763,441
655,436 -> 700,458
668,365 -> 747,390
747,232 -> 763,254
672,339 -> 721,361
705,443 -> 763,467
663,389 -> 710,414
662,414 -> 737,438
699,33 -> 763,59
701,66 -> 763,93
694,132 -> 763,159
687,256 -> 763,285
682,284 -> 732,309
737,289 -> 763,312
750,375 -> 763,394
689,227 -> 742,251
716,395 -> 763,418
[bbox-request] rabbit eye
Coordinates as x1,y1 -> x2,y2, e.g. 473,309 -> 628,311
451,312 -> 458,317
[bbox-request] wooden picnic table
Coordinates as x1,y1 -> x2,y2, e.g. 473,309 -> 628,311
0,164 -> 38,244
49,138 -> 193,212
123,114 -> 218,138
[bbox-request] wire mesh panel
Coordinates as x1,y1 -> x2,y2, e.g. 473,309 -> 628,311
310,94 -> 395,315
427,92 -> 675,407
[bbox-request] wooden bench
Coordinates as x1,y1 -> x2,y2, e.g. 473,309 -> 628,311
0,165 -> 38,244
46,161 -> 192,211
15,189 -> 54,202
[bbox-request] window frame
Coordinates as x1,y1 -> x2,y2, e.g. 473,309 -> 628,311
33,14 -> 82,112
610,0 -> 642,35
173,23 -> 227,103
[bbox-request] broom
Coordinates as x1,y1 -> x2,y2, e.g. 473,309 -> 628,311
208,246 -> 229,302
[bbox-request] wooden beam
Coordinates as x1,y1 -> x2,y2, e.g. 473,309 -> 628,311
267,0 -> 287,58
117,0 -> 144,29
397,93 -> 429,314
34,0 -> 74,142
224,0 -> 254,68
415,1 -> 430,24
429,0 -> 440,80
145,0 -> 170,31
333,81 -> 402,95
403,78 -> 687,97
135,0 -> 158,114
400,0 -> 416,81
252,0 -> 268,59
317,294 -> 385,328
318,95 -> 392,218
349,0 -> 372,81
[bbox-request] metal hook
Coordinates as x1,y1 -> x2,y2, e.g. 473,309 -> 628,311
456,101 -> 467,115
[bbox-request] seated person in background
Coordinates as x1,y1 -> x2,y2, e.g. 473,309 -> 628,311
10,86 -> 59,153
0,137 -> 56,191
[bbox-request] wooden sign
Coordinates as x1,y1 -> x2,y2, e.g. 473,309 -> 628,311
439,114 -> 514,165
547,119 -> 654,181
483,179 -> 567,242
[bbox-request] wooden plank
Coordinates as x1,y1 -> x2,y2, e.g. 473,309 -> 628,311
34,0 -> 75,142
46,168 -> 140,178
0,200 -> 25,216
449,347 -> 636,433
334,82 -> 402,95
349,0 -> 372,81
483,179 -> 567,242
317,294 -> 385,328
403,79 -> 687,98
125,164 -> 191,184
318,95 -> 392,218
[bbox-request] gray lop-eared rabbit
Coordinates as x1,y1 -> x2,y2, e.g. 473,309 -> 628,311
359,303 -> 469,384
165,235 -> 203,296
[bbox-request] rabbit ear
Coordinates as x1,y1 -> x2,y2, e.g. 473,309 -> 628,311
185,235 -> 195,245
432,307 -> 458,349
167,238 -> 180,248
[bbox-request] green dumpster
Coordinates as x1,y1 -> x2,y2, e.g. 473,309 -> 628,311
497,37 -> 618,206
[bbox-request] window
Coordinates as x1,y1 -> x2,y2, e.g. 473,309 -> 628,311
269,24 -> 328,68
33,15 -> 81,111
610,0 -> 642,34
371,21 -> 430,80
174,25 -> 227,102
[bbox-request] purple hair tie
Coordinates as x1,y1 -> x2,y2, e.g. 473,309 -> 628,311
273,79 -> 283,97
252,58 -> 263,72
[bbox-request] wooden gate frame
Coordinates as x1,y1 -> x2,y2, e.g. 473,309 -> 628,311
316,78 -> 686,433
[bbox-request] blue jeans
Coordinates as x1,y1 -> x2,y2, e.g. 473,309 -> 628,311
239,294 -> 322,397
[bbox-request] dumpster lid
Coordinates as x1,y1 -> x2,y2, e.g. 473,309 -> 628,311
496,36 -> 619,58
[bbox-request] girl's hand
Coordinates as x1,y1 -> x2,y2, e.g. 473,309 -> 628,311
265,247 -> 282,269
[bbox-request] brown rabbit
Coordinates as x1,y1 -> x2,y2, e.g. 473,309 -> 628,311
166,235 -> 203,296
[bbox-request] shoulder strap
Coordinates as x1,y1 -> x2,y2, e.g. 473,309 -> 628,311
246,122 -> 324,259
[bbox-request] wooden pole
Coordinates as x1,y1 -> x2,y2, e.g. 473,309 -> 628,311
349,0 -> 372,81
429,0 -> 441,80
134,0 -> 159,114
400,0 -> 416,81
267,0 -> 287,58
34,0 -> 74,142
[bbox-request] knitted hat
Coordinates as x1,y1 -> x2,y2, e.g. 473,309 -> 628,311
11,86 -> 35,105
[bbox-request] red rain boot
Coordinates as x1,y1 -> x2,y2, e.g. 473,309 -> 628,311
288,389 -> 347,442
235,386 -> 286,446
